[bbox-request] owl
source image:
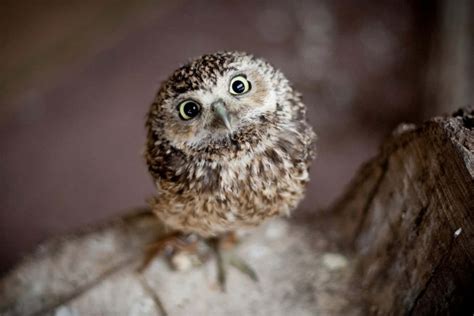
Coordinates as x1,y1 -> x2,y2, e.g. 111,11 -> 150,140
145,51 -> 315,239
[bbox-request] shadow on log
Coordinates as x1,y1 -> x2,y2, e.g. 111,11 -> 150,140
0,108 -> 472,315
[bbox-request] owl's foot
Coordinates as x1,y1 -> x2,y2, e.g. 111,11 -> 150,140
138,231 -> 258,291
207,233 -> 259,292
138,231 -> 202,273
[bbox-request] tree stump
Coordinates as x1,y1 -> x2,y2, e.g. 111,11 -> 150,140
333,107 -> 474,315
0,108 -> 472,315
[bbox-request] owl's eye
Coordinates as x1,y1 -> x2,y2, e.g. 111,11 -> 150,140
229,75 -> 251,95
178,100 -> 201,120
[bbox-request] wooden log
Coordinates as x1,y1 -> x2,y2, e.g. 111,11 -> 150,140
332,107 -> 474,315
0,212 -> 354,316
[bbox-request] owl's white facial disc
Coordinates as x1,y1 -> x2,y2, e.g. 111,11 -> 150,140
150,52 -> 292,156
183,66 -> 278,146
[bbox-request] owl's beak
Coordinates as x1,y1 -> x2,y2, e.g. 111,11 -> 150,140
211,100 -> 232,131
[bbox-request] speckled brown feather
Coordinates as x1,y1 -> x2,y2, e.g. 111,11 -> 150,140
145,51 -> 316,237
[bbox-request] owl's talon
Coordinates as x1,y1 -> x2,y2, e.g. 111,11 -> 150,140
138,231 -> 198,273
139,231 -> 258,291
207,233 -> 258,292
228,253 -> 259,283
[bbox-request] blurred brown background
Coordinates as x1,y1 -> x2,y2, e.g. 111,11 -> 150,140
0,0 -> 472,275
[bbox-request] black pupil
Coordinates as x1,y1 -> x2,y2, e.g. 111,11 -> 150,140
232,80 -> 245,93
184,102 -> 199,118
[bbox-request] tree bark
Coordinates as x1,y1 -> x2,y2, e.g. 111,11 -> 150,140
332,107 -> 474,315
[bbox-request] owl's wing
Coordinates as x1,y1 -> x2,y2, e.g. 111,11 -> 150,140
288,91 -> 317,164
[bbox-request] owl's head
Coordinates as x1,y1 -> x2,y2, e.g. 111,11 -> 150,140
147,52 -> 296,159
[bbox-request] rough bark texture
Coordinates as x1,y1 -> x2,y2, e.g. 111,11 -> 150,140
333,107 -> 474,315
0,108 -> 472,315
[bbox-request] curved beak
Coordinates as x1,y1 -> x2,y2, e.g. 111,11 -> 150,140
211,100 -> 232,131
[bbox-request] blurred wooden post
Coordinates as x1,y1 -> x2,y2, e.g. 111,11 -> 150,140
423,0 -> 473,114
332,107 -> 474,315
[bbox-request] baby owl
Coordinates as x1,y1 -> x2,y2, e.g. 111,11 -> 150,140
145,51 -> 315,239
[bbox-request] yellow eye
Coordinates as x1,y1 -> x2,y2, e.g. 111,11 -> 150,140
178,100 -> 201,120
229,75 -> 251,95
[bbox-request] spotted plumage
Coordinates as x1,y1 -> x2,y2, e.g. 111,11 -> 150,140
145,51 -> 316,237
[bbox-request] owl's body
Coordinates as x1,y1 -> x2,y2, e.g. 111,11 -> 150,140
146,52 -> 315,237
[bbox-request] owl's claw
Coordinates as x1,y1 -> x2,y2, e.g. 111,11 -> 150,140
228,254 -> 258,283
138,231 -> 199,273
207,233 -> 259,292
139,231 -> 259,292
